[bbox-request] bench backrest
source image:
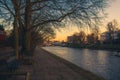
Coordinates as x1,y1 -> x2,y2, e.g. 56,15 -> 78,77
7,56 -> 16,63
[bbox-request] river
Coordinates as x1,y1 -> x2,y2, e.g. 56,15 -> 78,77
42,46 -> 120,80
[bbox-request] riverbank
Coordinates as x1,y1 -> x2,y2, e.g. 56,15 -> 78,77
38,47 -> 106,80
0,47 -> 106,80
68,44 -> 120,52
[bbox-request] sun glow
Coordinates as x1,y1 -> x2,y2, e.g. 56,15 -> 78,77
52,27 -> 79,42
52,0 -> 120,41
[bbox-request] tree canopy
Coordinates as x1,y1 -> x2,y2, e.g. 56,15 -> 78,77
0,0 -> 108,28
0,0 -> 108,55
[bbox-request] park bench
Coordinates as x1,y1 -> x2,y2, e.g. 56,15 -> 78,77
0,72 -> 30,80
0,56 -> 19,72
0,56 -> 30,80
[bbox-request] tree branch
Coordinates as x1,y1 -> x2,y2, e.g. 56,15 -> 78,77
29,9 -> 76,31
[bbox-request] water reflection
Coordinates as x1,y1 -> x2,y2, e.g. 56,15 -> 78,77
97,51 -> 107,65
43,46 -> 120,80
82,49 -> 93,69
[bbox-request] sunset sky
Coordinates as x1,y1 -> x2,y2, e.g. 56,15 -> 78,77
52,0 -> 120,42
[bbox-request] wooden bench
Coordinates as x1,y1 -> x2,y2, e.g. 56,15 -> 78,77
0,56 -> 20,72
0,72 -> 30,80
0,54 -> 30,80
0,56 -> 30,80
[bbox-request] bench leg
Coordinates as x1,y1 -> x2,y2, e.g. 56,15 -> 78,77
25,72 -> 30,80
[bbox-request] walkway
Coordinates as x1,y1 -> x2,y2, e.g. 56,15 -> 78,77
31,47 -> 87,80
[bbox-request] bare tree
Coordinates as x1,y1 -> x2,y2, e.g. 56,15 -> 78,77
78,31 -> 86,44
0,0 -> 108,55
91,26 -> 100,43
87,33 -> 94,44
11,0 -> 21,59
106,19 -> 119,43
0,0 -> 20,59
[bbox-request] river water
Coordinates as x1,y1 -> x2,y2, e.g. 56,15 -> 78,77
42,46 -> 120,80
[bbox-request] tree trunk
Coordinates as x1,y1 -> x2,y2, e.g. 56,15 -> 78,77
25,31 -> 31,54
11,0 -> 20,59
14,18 -> 19,59
25,0 -> 32,55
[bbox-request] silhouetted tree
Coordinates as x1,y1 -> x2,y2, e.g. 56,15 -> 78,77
106,19 -> 119,44
91,26 -> 100,44
0,0 -> 108,55
0,24 -> 4,31
116,30 -> 120,44
87,33 -> 98,44
78,31 -> 86,44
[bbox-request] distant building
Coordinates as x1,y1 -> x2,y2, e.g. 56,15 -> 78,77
67,33 -> 86,44
100,32 -> 109,42
67,36 -> 73,43
100,30 -> 120,43
111,31 -> 118,40
67,35 -> 79,44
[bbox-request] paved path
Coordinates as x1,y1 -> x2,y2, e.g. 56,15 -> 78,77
31,47 -> 87,80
